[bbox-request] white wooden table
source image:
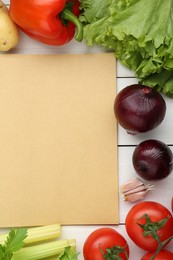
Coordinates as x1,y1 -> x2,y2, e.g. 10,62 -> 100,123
2,2 -> 173,259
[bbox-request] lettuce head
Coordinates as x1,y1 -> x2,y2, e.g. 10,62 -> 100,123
80,0 -> 173,97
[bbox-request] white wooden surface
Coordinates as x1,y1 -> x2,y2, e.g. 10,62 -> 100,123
1,4 -> 173,258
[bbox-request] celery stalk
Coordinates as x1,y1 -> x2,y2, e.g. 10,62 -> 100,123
12,239 -> 76,260
0,224 -> 61,245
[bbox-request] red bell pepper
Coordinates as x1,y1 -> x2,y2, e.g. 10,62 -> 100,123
9,0 -> 83,46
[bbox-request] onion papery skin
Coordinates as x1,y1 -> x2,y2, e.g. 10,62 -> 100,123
114,84 -> 166,134
133,139 -> 173,181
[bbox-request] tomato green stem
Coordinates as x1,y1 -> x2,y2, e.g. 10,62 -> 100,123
150,235 -> 173,260
99,244 -> 128,260
137,214 -> 173,260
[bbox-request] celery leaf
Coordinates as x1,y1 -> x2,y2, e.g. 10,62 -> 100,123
57,246 -> 79,260
0,228 -> 28,260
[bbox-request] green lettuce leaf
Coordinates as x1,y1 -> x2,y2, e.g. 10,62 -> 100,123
140,70 -> 173,98
79,0 -> 109,24
80,0 -> 173,97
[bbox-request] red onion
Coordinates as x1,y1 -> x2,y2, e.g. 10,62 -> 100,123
132,139 -> 173,181
114,84 -> 166,134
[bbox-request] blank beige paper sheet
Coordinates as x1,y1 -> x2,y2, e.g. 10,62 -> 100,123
0,53 -> 118,227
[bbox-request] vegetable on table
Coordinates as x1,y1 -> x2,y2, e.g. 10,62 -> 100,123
9,0 -> 83,46
132,139 -> 173,181
0,224 -> 77,260
114,84 -> 166,135
12,239 -> 76,260
83,227 -> 129,260
141,249 -> 173,260
0,224 -> 61,245
79,0 -> 173,97
0,0 -> 19,51
125,201 -> 173,255
120,178 -> 154,202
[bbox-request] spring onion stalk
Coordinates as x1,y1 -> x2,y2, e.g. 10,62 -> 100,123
0,224 -> 61,245
12,239 -> 76,260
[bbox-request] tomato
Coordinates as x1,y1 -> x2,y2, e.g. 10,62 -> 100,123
141,249 -> 173,260
83,227 -> 129,260
125,201 -> 173,252
172,197 -> 173,213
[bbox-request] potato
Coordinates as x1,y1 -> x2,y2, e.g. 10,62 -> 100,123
0,0 -> 19,51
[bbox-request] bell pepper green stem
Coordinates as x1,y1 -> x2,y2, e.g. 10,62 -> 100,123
62,9 -> 83,42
